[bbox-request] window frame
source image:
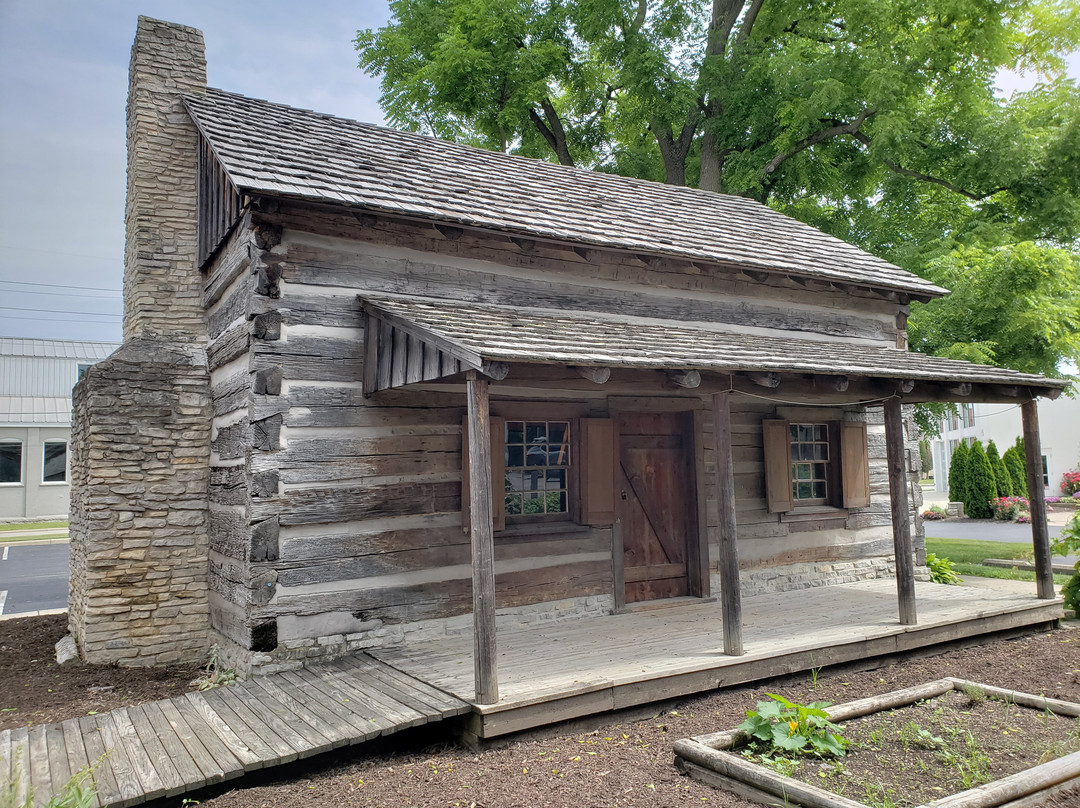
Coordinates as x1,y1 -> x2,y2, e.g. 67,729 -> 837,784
503,418 -> 573,524
788,422 -> 833,506
0,441 -> 23,486
41,440 -> 68,484
763,416 -> 870,515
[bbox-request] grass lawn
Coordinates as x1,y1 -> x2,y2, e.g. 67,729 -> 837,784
925,537 -> 1072,586
0,520 -> 67,532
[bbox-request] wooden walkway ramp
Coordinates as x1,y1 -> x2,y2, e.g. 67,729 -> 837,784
0,654 -> 469,808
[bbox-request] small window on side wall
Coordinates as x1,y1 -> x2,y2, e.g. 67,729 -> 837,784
504,420 -> 570,518
0,443 -> 22,484
43,441 -> 67,483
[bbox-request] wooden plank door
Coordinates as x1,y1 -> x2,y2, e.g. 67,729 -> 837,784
616,411 -> 698,603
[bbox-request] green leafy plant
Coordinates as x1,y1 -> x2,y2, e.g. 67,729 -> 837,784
190,644 -> 237,691
738,694 -> 847,758
926,553 -> 962,586
1,747 -> 101,808
1051,512 -> 1080,615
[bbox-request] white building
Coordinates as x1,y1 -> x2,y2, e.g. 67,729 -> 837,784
932,397 -> 1080,497
0,338 -> 119,521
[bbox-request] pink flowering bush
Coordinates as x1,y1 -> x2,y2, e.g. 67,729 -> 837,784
991,496 -> 1030,521
922,507 -> 947,520
1062,471 -> 1080,497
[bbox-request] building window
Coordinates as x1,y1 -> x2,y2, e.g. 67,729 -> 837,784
504,420 -> 570,516
790,423 -> 830,503
961,404 -> 975,429
0,443 -> 22,484
1042,455 -> 1049,487
76,363 -> 92,383
42,441 -> 67,483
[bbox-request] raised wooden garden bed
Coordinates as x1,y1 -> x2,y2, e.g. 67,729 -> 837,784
674,678 -> 1080,808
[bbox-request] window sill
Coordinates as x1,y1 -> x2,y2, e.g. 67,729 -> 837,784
496,521 -> 598,542
781,506 -> 849,523
0,483 -> 25,487
39,481 -> 69,487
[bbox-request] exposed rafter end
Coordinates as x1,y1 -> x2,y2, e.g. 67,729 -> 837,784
572,246 -> 596,262
894,379 -> 916,395
571,365 -> 611,384
352,211 -> 377,227
745,371 -> 780,389
792,276 -> 832,293
435,224 -> 463,241
815,374 -> 849,392
991,385 -> 1021,399
948,382 -> 973,397
480,360 -> 510,381
1042,386 -> 1063,401
666,369 -> 701,389
510,237 -> 536,253
741,269 -> 770,284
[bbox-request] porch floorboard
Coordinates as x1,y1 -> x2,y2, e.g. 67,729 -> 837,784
370,578 -> 1065,739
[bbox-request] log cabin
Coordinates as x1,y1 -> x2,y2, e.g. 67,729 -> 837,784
68,18 -> 1066,712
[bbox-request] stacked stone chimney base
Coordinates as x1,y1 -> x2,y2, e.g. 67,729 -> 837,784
68,340 -> 211,666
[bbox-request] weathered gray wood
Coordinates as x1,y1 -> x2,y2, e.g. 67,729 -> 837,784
278,670 -> 378,737
315,661 -> 425,731
231,681 -> 327,757
248,677 -> 349,749
75,718 -> 119,808
923,750 -> 1080,808
195,690 -> 276,767
744,371 -> 780,388
884,397 -> 917,625
1022,399 -> 1055,599
206,322 -> 251,371
124,705 -> 185,796
212,687 -> 299,763
109,708 -> 167,801
571,365 -> 611,384
320,661 -> 429,729
467,373 -> 499,705
92,713 -> 144,805
44,723 -> 72,807
181,693 -> 263,771
713,392 -> 743,656
340,656 -> 469,715
155,698 -> 230,785
300,666 -> 394,739
249,480 -> 459,526
667,369 -> 701,389
944,678 -> 1080,717
0,730 -> 12,801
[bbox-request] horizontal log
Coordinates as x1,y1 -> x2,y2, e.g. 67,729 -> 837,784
251,480 -> 461,526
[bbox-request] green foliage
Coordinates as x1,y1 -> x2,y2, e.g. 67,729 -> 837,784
948,441 -> 970,506
738,694 -> 847,758
190,644 -> 237,691
1003,445 -> 1029,498
986,440 -> 1013,498
925,552 -> 962,585
1062,572 -> 1080,615
908,243 -> 1080,382
1,747 -> 100,808
1050,512 -> 1080,613
966,440 -> 997,519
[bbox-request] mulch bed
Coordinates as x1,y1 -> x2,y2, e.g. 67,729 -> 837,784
0,613 -> 203,732
3,613 -> 1080,806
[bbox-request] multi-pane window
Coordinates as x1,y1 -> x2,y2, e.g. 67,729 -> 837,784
0,443 -> 22,484
505,420 -> 570,516
790,423 -> 829,503
42,441 -> 67,483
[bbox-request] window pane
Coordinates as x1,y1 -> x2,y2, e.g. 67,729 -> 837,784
813,481 -> 827,498
797,482 -> 813,499
814,443 -> 829,460
504,420 -> 571,515
546,469 -> 566,490
0,444 -> 21,484
795,463 -> 811,480
525,422 -> 546,443
505,470 -> 524,493
505,493 -> 522,515
522,491 -> 544,513
506,422 -> 524,444
506,445 -> 524,467
43,442 -> 67,483
813,463 -> 826,480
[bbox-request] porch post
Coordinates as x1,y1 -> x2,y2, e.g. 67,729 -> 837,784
466,371 -> 499,703
883,398 -> 917,625
1021,399 -> 1055,599
712,392 -> 743,655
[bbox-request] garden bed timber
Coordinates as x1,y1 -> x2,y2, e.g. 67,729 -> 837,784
674,679 -> 1080,808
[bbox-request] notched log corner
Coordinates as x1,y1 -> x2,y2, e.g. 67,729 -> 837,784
254,366 -> 283,396
252,413 -> 283,451
250,515 -> 280,562
252,311 -> 282,341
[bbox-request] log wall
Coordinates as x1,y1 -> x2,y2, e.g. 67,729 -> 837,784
202,202 -> 921,674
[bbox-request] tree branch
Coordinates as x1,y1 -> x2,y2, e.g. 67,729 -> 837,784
762,108 -> 876,176
850,131 -> 1005,201
528,98 -> 575,166
735,0 -> 766,46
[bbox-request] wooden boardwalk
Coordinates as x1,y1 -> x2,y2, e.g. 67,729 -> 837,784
0,654 -> 469,808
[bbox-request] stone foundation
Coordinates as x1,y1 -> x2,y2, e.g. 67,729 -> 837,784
732,557 -> 903,597
247,595 -> 616,676
68,340 -> 212,665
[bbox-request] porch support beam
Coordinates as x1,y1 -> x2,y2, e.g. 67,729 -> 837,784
712,391 -> 743,656
1021,399 -> 1055,599
883,397 -> 917,626
466,371 -> 499,704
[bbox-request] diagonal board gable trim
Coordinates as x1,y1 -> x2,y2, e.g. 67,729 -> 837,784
357,293 -> 1067,399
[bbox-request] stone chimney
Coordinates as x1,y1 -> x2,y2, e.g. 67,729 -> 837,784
123,16 -> 208,341
68,19 -> 212,667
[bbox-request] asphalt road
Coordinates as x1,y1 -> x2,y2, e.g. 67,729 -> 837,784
0,542 -> 69,616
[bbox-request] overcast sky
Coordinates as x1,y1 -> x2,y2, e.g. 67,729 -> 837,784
0,2 -> 1075,345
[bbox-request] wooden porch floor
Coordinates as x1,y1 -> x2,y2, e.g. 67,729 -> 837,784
0,655 -> 469,808
370,578 -> 1065,740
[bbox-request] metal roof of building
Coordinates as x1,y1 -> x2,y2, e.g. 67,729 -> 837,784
0,338 -> 119,361
359,293 -> 1067,397
184,88 -> 948,301
0,396 -> 72,426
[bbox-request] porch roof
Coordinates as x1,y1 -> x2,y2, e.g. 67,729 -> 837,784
359,293 -> 1067,401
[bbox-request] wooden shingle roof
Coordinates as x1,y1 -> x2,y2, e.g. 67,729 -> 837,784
184,89 -> 947,301
359,293 -> 1067,399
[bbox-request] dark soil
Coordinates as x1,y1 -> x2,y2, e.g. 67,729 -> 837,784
780,688 -> 1080,805
4,613 -> 1080,807
0,613 -> 203,731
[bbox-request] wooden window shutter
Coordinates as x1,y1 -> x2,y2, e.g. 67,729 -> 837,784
839,420 -> 871,508
762,419 -> 794,513
461,415 -> 506,533
578,418 -> 615,526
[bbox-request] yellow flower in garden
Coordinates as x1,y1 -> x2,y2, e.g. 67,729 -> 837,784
788,720 -> 798,733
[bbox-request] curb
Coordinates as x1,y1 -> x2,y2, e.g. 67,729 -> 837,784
0,607 -> 67,622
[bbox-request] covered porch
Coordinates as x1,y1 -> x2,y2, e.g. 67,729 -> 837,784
370,577 -> 1064,741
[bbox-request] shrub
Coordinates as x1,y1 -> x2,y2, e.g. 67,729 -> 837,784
738,694 -> 847,758
948,441 -> 971,505
1003,446 -> 1028,497
926,552 -> 962,585
1054,512 -> 1080,615
1062,471 -> 1080,497
966,440 -> 996,519
986,440 -> 1012,497
991,496 -> 1030,521
922,506 -> 947,520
